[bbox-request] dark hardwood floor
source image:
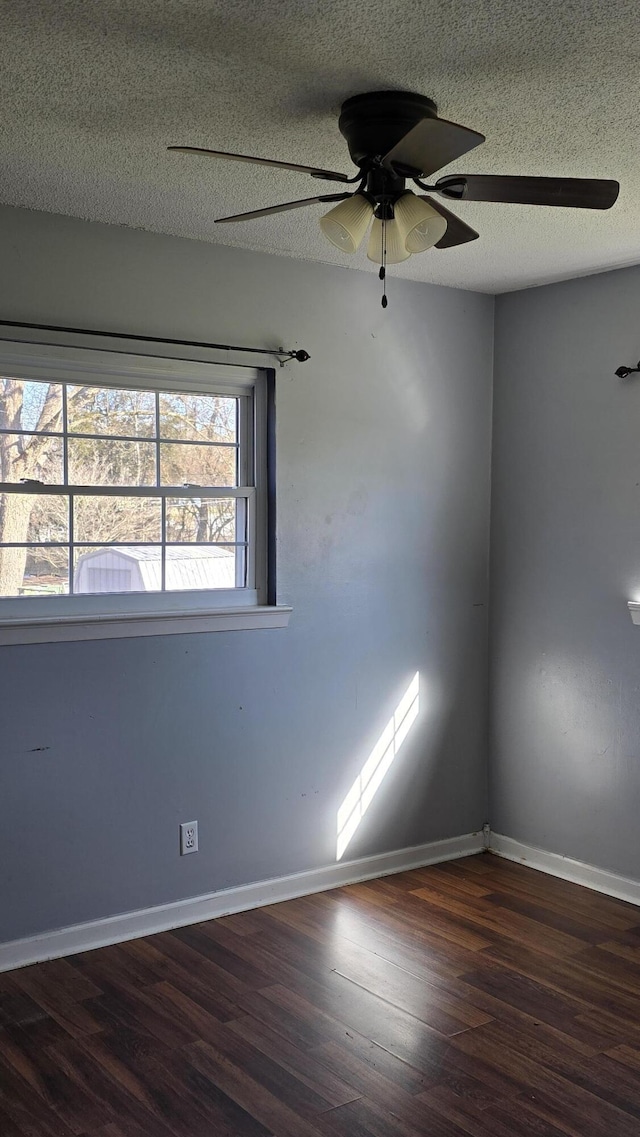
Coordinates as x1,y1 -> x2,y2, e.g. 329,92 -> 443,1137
3,854 -> 640,1135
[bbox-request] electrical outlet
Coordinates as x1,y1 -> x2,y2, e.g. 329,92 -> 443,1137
180,821 -> 198,855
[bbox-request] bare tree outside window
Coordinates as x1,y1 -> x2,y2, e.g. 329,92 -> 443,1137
0,376 -> 241,597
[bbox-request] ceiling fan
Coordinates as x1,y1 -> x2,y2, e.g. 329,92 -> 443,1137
169,90 -> 619,303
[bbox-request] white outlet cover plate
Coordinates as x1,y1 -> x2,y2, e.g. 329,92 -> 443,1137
180,821 -> 198,855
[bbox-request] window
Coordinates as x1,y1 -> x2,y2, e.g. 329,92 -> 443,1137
0,340 -> 289,643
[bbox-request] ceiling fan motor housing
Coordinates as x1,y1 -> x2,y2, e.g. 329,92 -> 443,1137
338,90 -> 437,169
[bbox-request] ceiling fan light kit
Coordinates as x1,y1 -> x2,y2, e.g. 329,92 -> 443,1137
318,190 -> 448,263
395,193 -> 448,253
367,216 -> 410,264
319,192 -> 374,253
170,88 -> 620,306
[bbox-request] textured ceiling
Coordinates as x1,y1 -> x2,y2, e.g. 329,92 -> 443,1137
1,0 -> 639,293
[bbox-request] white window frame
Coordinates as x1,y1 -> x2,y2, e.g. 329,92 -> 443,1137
0,340 -> 290,644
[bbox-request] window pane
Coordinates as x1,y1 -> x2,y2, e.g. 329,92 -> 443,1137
160,442 -> 236,487
159,393 -> 237,444
73,545 -> 161,593
0,493 -> 68,544
0,378 -> 62,432
67,385 -> 155,437
165,497 -> 240,543
0,546 -> 68,597
74,495 -> 161,543
1,369 -> 257,602
164,545 -> 240,590
0,433 -> 64,483
68,438 -> 157,486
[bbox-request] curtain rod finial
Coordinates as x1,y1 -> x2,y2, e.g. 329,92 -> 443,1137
615,363 -> 640,379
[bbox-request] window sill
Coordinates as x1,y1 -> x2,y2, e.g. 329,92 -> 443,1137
0,605 -> 292,646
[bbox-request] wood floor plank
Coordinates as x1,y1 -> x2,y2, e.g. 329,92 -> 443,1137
228,1015 -> 361,1109
411,887 -> 587,957
173,923 -> 277,989
2,1013 -> 80,1061
203,912 -> 345,989
183,1038 -> 329,1137
81,1124 -> 165,1137
44,1035 -> 176,1136
139,980 -> 235,1046
332,883 -> 495,953
458,859 -> 640,930
482,889 -> 612,944
445,855 -> 496,875
0,1039 -> 112,1134
0,1063 -> 80,1137
449,1023 -> 640,1137
409,969 -> 605,1058
421,1085 -> 571,1136
0,1105 -> 24,1137
83,982 -> 203,1050
457,1017 -> 640,1118
131,1045 -> 273,1137
144,930 -> 244,1019
71,941 -> 168,992
311,1033 -> 433,1099
483,939 -> 640,1025
7,958 -> 104,1040
455,962 -> 618,1051
570,942 -> 640,991
311,1029 -> 510,1116
0,986 -> 50,1029
328,941 -> 493,1034
12,958 -> 102,1007
261,969 -> 451,1060
379,865 -> 493,900
4,853 -> 640,1135
148,1000 -> 344,1118
262,893 -> 481,981
317,1093 -> 467,1137
222,907 -> 484,1034
233,985 -> 348,1051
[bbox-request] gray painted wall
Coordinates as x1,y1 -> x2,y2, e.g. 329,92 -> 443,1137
491,266 -> 640,877
0,206 -> 493,942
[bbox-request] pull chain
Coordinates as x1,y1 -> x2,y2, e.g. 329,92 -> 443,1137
380,215 -> 388,308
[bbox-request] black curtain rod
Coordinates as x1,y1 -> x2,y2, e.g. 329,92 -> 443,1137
0,320 -> 310,366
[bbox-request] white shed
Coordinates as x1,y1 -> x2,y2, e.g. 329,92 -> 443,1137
73,545 -> 236,593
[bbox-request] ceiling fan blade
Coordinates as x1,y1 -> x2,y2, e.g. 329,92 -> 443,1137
382,117 -> 485,178
435,174 -> 620,210
417,197 -> 479,248
214,193 -> 351,224
168,146 -> 351,184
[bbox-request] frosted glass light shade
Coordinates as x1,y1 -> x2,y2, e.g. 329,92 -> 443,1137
394,193 -> 447,253
319,194 -> 374,254
367,218 -> 411,264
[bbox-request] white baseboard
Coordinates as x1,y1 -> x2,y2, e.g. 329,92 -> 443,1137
0,831 -> 483,974
489,833 -> 640,907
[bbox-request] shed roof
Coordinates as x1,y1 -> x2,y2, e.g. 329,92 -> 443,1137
76,545 -> 236,590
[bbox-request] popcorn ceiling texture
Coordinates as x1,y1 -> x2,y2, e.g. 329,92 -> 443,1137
1,0 -> 638,293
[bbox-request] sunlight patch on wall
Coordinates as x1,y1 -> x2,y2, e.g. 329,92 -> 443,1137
336,671 -> 420,861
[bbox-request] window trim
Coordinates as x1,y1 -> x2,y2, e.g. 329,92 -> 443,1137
0,338 -> 290,643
